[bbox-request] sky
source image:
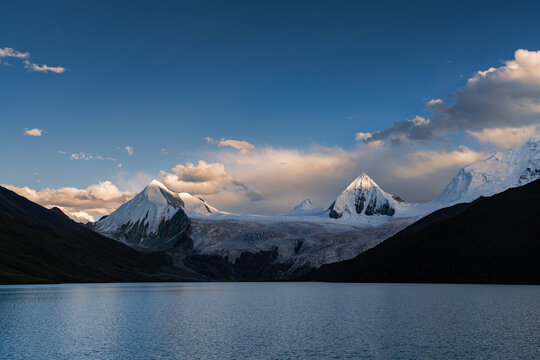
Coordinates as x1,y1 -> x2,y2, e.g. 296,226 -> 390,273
3,0 -> 540,221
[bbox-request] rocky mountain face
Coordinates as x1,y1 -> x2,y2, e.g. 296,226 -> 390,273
329,173 -> 399,219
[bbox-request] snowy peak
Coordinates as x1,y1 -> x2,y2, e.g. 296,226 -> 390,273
346,173 -> 380,191
141,179 -> 184,208
437,137 -> 540,205
329,173 -> 396,219
94,179 -> 188,246
284,199 -> 326,216
294,199 -> 314,211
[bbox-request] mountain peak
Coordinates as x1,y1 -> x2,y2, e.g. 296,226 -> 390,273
330,173 -> 395,219
346,172 -> 379,191
294,199 -> 314,211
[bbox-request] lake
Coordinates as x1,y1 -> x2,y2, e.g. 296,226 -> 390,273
0,282 -> 539,359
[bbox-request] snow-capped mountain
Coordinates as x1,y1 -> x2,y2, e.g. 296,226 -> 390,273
437,137 -> 540,205
177,192 -> 221,216
94,179 -> 191,249
284,199 -> 327,216
329,173 -> 402,219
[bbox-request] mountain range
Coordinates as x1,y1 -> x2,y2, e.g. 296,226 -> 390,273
3,138 -> 540,283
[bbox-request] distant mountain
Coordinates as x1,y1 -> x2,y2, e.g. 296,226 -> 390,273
177,192 -> 221,216
284,199 -> 327,216
437,137 -> 540,205
93,180 -> 192,250
0,185 -> 197,284
329,173 -> 402,219
306,179 -> 540,284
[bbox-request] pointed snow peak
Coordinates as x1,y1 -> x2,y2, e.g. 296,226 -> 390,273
139,179 -> 183,208
294,199 -> 314,211
347,172 -> 379,191
330,173 -> 396,218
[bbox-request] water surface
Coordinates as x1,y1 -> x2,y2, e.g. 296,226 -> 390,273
1,282 -> 539,359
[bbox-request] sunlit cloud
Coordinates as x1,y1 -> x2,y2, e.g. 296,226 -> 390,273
24,128 -> 43,137
3,181 -> 133,221
24,60 -> 66,74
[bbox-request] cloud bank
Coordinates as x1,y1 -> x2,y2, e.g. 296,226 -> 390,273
3,181 -> 133,222
360,49 -> 540,145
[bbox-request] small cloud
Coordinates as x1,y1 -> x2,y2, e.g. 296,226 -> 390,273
117,163 -> 123,168
161,147 -> 168,154
24,60 -> 66,74
355,132 -> 372,141
0,47 -> 29,59
204,137 -> 216,144
24,128 -> 43,137
64,152 -> 116,162
217,138 -> 256,155
124,146 -> 134,156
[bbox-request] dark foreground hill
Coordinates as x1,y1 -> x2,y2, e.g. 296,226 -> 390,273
306,179 -> 540,284
0,185 -> 200,284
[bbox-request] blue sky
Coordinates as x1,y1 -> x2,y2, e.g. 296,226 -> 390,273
3,1 -> 540,218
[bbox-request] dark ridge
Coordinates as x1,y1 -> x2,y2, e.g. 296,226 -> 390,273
0,185 -> 195,284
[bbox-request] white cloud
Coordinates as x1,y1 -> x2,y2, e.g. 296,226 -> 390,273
355,132 -> 372,141
24,128 -> 43,136
392,147 -> 486,179
0,47 -> 29,59
468,125 -> 540,148
161,148 -> 168,154
24,60 -> 66,74
124,146 -> 134,156
218,138 -> 256,155
161,160 -> 263,200
3,181 -> 133,221
0,47 -> 65,74
66,152 -> 116,161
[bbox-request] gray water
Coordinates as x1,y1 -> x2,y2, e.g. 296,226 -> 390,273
0,283 -> 539,359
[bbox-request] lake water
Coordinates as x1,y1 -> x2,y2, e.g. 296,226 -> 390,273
0,282 -> 539,359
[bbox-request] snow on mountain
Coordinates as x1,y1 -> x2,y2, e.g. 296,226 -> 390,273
329,173 -> 402,219
178,192 -> 222,216
437,137 -> 540,205
94,179 -> 190,248
284,199 -> 327,216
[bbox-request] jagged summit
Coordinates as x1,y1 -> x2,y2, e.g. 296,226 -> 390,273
437,137 -> 540,205
329,172 -> 397,219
